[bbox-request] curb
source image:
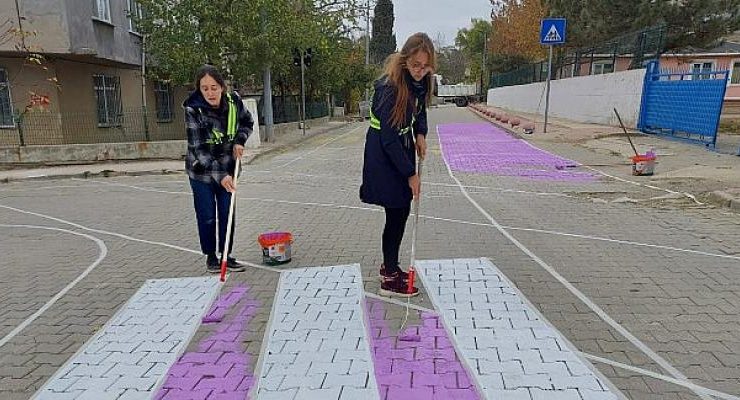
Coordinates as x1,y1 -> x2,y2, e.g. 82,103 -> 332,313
0,121 -> 357,184
468,106 -> 740,214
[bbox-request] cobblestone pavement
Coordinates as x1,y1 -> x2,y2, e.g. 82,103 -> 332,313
0,107 -> 739,399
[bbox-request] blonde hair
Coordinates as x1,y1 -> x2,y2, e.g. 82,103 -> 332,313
381,32 -> 436,128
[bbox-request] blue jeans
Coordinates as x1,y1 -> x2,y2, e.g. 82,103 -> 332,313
189,178 -> 235,256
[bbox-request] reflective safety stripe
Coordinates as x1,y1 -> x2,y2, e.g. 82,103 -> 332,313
369,109 -> 381,130
369,98 -> 418,135
205,94 -> 238,145
226,93 -> 237,140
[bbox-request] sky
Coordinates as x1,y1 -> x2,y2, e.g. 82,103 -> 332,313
391,0 -> 492,48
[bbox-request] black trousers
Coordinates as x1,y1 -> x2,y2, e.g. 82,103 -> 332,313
382,205 -> 411,272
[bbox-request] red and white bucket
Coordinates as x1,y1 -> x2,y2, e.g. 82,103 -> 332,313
258,232 -> 293,265
631,153 -> 656,176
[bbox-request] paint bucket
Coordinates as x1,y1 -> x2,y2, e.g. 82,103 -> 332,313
258,232 -> 293,265
630,153 -> 656,176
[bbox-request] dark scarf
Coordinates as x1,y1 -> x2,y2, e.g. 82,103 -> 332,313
404,70 -> 428,101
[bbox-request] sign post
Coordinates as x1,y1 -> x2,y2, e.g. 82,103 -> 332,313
540,18 -> 566,133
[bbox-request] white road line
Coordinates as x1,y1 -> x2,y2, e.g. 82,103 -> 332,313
585,166 -> 704,205
32,277 -> 221,400
581,352 -> 740,400
62,181 -> 740,262
275,124 -> 364,169
435,125 -> 712,400
0,204 -> 280,275
0,224 -> 108,349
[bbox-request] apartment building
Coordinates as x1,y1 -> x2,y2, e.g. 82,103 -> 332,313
0,0 -> 186,145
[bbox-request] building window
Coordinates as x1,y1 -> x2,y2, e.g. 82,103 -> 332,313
691,62 -> 713,80
154,81 -> 174,122
128,0 -> 143,33
93,74 -> 122,127
592,61 -> 615,75
0,69 -> 14,128
731,62 -> 740,84
95,0 -> 111,22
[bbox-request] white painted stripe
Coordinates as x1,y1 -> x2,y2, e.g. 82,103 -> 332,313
436,125 -> 712,400
0,204 -> 282,274
0,225 -> 108,349
253,265 -> 379,400
56,182 -> 740,263
416,258 -> 621,400
275,124 -> 364,169
581,352 -> 740,400
584,166 -> 703,205
33,277 -> 220,400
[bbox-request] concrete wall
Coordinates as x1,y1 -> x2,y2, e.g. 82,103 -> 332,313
0,0 -> 70,53
487,68 -> 646,127
64,0 -> 142,65
0,117 -> 329,164
1,0 -> 141,65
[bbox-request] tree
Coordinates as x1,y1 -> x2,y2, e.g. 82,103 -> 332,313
137,0 -> 362,85
369,0 -> 396,64
544,0 -> 740,50
490,0 -> 547,61
455,19 -> 492,84
435,46 -> 467,84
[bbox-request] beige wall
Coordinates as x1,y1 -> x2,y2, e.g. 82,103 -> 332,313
0,56 -> 63,145
1,57 -> 190,145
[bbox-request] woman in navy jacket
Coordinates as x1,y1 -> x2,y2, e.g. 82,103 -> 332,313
360,33 -> 436,297
184,65 -> 253,273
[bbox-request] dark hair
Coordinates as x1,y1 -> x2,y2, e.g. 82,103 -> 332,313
194,64 -> 225,89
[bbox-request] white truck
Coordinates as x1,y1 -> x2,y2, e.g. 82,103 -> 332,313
433,74 -> 479,107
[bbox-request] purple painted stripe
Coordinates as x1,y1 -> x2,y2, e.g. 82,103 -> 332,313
366,299 -> 481,400
438,122 -> 596,181
155,286 -> 259,400
202,287 -> 246,323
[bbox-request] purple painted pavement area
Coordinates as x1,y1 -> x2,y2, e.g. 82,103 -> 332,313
366,299 -> 481,400
438,122 -> 596,181
155,286 -> 259,400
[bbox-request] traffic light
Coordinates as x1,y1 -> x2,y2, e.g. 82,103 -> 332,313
292,48 -> 301,67
304,48 -> 313,67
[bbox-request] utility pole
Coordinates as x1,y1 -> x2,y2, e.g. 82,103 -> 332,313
261,7 -> 274,142
480,29 -> 488,97
544,45 -> 553,133
300,49 -> 307,136
140,35 -> 150,141
364,0 -> 371,103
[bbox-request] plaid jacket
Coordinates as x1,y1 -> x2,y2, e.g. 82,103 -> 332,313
184,91 -> 253,184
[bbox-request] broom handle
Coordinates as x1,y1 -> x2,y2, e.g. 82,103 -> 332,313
219,157 -> 241,282
409,159 -> 422,270
614,108 -> 639,157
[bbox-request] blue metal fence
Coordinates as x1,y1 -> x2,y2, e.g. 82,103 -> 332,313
638,61 -> 728,147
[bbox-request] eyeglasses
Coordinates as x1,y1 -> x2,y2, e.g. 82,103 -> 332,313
407,61 -> 432,72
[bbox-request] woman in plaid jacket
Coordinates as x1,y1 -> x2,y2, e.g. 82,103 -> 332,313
183,65 -> 254,273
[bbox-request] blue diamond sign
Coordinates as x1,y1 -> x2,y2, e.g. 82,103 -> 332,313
540,18 -> 566,45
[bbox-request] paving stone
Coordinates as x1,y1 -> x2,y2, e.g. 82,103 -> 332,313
32,277 -> 220,399
254,265 -> 379,399
416,258 -> 620,398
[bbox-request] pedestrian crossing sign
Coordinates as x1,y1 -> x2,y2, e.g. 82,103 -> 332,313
540,18 -> 567,45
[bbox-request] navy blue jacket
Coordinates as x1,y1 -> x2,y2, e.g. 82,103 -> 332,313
183,90 -> 253,184
360,73 -> 428,208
